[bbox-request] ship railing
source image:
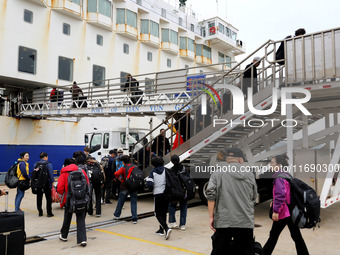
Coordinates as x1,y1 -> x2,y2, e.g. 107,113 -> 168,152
20,62 -> 240,112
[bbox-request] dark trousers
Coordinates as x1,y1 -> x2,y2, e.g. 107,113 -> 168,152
36,186 -> 52,215
154,195 -> 169,231
88,182 -> 102,215
263,217 -> 309,255
60,207 -> 87,244
211,228 -> 254,255
101,179 -> 112,203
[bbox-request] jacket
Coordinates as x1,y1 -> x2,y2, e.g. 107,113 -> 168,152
146,166 -> 166,196
272,171 -> 291,220
57,164 -> 89,208
206,163 -> 257,229
17,159 -> 30,181
114,163 -> 135,190
33,159 -> 55,188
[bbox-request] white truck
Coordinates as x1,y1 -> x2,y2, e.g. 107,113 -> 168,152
84,128 -> 148,160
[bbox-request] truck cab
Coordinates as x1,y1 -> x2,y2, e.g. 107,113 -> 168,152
84,129 -> 147,160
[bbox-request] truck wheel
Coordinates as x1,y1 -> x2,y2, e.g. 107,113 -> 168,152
198,180 -> 209,205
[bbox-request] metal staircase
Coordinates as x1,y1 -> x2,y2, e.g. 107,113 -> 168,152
133,27 -> 340,207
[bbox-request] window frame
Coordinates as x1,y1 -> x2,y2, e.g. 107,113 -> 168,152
123,43 -> 129,54
24,9 -> 33,24
63,23 -> 71,36
18,46 -> 37,74
58,56 -> 74,81
93,64 -> 106,86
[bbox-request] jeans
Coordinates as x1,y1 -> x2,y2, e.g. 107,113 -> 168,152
15,187 -> 25,211
211,228 -> 254,255
36,185 -> 52,215
263,217 -> 309,255
168,200 -> 187,226
60,207 -> 87,244
154,195 -> 169,231
114,189 -> 138,221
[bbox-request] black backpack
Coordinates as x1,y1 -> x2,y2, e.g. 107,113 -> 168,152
100,156 -> 111,172
87,161 -> 104,185
163,168 -> 184,203
178,166 -> 196,201
31,161 -> 50,194
5,162 -> 19,189
277,173 -> 321,229
67,169 -> 90,213
124,164 -> 144,192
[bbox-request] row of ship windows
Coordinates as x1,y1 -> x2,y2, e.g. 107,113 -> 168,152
18,46 -> 176,84
23,8 -> 236,54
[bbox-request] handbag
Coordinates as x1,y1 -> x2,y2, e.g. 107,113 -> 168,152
18,179 -> 31,191
51,186 -> 62,203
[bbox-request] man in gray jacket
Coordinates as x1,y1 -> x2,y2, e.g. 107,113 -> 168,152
206,148 -> 257,255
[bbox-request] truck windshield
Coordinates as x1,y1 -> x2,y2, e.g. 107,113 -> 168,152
90,133 -> 102,152
120,133 -> 139,145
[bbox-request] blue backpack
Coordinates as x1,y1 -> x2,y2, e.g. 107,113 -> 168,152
115,155 -> 124,172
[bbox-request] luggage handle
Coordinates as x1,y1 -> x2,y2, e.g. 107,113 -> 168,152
5,190 -> 9,212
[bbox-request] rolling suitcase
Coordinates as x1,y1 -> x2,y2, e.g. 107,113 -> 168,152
0,191 -> 25,255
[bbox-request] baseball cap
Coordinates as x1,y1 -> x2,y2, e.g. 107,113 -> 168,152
225,148 -> 245,159
253,56 -> 261,62
117,148 -> 124,153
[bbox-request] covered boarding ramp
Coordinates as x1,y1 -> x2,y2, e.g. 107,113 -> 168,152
132,27 -> 340,208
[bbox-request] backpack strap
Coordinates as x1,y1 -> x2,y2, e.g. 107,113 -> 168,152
125,164 -> 135,179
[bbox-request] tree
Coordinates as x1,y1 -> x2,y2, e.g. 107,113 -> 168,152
179,0 -> 187,7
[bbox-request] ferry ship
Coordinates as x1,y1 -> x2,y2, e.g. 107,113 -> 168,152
0,0 -> 245,172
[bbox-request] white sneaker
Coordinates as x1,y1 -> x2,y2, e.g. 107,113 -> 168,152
165,228 -> 172,240
59,234 -> 67,242
180,225 -> 186,231
168,222 -> 178,229
79,241 -> 87,247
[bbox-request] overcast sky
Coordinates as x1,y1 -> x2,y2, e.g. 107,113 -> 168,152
186,0 -> 340,61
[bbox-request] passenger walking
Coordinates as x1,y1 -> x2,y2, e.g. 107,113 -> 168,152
112,148 -> 124,199
101,149 -> 116,204
263,154 -> 309,255
242,56 -> 261,97
70,81 -> 85,108
123,74 -> 142,105
276,28 -> 306,65
146,156 -> 172,240
151,129 -> 171,156
86,156 -> 105,217
168,155 -> 188,231
206,148 -> 257,255
15,152 -> 31,211
33,152 -> 55,217
113,155 -> 138,223
57,158 -> 90,247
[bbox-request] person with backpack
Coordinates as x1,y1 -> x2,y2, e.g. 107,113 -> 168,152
263,154 -> 309,255
168,155 -> 189,231
33,152 -> 55,217
57,158 -> 90,247
146,156 -> 172,240
86,156 -> 105,217
113,155 -> 139,224
101,149 -> 116,204
15,152 -> 31,211
206,148 -> 257,255
112,148 -> 124,199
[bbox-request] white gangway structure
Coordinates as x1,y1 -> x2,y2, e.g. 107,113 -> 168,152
21,27 -> 340,208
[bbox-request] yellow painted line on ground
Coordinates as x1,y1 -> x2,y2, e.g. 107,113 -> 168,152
95,228 -> 207,255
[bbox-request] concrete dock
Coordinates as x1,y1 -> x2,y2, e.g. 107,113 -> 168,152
0,185 -> 339,255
